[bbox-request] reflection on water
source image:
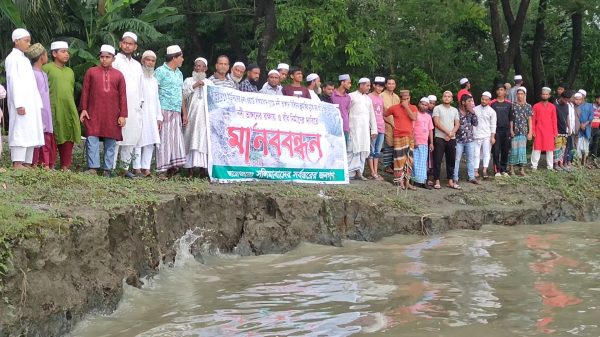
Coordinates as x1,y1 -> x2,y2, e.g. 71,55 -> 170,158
69,222 -> 600,337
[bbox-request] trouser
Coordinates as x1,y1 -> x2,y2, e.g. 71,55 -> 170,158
590,128 -> 600,158
493,128 -> 510,173
86,136 -> 117,170
432,137 -> 456,180
113,144 -> 135,170
32,132 -> 57,168
454,141 -> 475,182
133,145 -> 154,170
531,150 -> 554,169
473,137 -> 491,169
10,146 -> 34,164
565,135 -> 576,163
57,141 -> 74,169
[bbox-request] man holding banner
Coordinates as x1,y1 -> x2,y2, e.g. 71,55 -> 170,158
347,78 -> 378,180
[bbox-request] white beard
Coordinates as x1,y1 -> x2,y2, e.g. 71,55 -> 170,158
143,66 -> 155,78
193,71 -> 206,82
315,86 -> 322,95
231,75 -> 242,83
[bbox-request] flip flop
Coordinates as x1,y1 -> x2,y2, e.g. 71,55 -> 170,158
448,184 -> 462,190
433,183 -> 441,189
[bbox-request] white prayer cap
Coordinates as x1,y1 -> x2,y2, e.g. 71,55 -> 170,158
541,87 -> 552,93
514,75 -> 523,81
268,69 -> 280,76
233,61 -> 245,69
428,94 -> 437,101
574,92 -> 583,99
194,57 -> 208,66
338,74 -> 350,81
358,77 -> 370,84
142,50 -> 156,59
50,41 -> 68,50
12,28 -> 30,42
419,97 -> 430,104
122,32 -> 137,42
481,91 -> 492,98
306,73 -> 319,82
277,63 -> 289,70
374,76 -> 386,83
517,86 -> 527,94
459,78 -> 469,85
578,89 -> 587,97
166,45 -> 182,55
100,44 -> 116,55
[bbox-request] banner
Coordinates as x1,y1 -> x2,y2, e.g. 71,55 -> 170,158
206,85 -> 348,184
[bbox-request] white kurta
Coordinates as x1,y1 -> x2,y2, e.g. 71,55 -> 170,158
113,53 -> 143,146
138,75 -> 162,147
309,89 -> 321,102
182,78 -> 213,158
348,91 -> 377,153
5,48 -> 44,148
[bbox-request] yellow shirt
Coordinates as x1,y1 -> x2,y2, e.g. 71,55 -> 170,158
380,91 -> 400,146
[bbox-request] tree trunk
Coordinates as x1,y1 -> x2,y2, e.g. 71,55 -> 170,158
500,0 -> 530,79
183,0 -> 204,60
500,0 -> 524,79
531,0 -> 547,102
489,0 -> 506,83
255,0 -> 276,83
564,11 -> 583,88
220,0 -> 244,62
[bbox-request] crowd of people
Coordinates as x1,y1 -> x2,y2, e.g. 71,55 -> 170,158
1,28 -> 599,187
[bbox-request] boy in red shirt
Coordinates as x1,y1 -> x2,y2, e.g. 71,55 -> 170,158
384,90 -> 417,189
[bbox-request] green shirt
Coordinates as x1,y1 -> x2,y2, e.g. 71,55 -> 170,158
42,62 -> 81,144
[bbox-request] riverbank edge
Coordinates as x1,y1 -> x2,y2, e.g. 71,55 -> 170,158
0,185 -> 598,337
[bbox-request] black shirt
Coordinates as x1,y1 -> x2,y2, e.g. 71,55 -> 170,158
555,103 -> 569,134
491,100 -> 512,129
320,94 -> 333,103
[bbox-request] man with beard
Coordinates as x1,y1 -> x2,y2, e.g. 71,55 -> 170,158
282,67 -> 311,99
182,57 -> 213,177
432,91 -> 460,189
531,87 -> 557,170
259,70 -> 283,95
491,83 -> 512,176
348,78 -> 377,180
239,63 -> 260,92
230,61 -> 245,89
427,95 -> 437,115
457,78 -> 471,102
260,63 -> 289,91
412,97 -> 434,189
133,50 -> 162,177
473,91 -> 496,179
385,89 -> 418,188
112,32 -> 143,178
306,73 -> 322,101
320,81 -> 335,103
208,55 -> 236,89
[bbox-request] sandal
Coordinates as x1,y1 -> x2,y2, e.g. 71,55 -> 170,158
469,179 -> 480,185
434,183 -> 441,189
384,167 -> 394,174
448,184 -> 462,190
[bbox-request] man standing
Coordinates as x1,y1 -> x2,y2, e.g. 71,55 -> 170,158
239,63 -> 260,93
554,91 -> 572,170
134,50 -> 162,177
531,87 -> 557,170
282,67 -> 311,99
209,55 -> 236,89
491,84 -> 512,176
574,92 -> 593,166
259,70 -> 283,95
331,74 -> 352,140
473,91 -> 496,179
79,45 -> 127,176
457,78 -> 471,102
553,83 -> 568,105
154,45 -> 186,179
320,81 -> 335,103
413,97 -> 434,189
590,94 -> 600,159
43,41 -> 81,171
380,78 -> 400,174
5,28 -> 44,169
26,43 -> 55,169
427,95 -> 437,115
432,91 -> 460,189
508,87 -> 532,176
347,78 -> 377,180
367,76 -> 386,180
306,73 -> 322,101
454,94 -> 479,186
385,89 -> 418,188
230,61 -> 245,88
508,75 -> 523,103
260,63 -> 289,91
182,57 -> 213,177
112,32 -> 143,178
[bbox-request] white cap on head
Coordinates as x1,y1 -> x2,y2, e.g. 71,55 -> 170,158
277,63 -> 289,70
100,44 -> 116,55
166,45 -> 182,55
338,74 -> 350,81
541,87 -> 552,93
233,61 -> 245,69
578,89 -> 587,97
428,94 -> 437,101
517,86 -> 527,94
194,57 -> 208,66
482,91 -> 492,98
142,50 -> 156,59
574,92 -> 583,99
374,76 -> 385,83
420,97 -> 430,104
358,77 -> 370,84
459,78 -> 469,85
12,28 -> 30,42
306,73 -> 319,82
50,41 -> 68,50
268,69 -> 280,76
514,75 -> 523,81
122,32 -> 138,42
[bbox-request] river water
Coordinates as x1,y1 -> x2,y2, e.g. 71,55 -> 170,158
69,222 -> 600,337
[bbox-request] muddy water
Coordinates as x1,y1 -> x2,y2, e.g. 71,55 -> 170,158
69,223 -> 600,337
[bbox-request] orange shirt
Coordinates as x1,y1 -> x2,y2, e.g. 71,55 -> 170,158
385,103 -> 417,137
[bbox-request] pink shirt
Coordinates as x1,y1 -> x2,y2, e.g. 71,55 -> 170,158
369,93 -> 385,133
414,111 -> 433,145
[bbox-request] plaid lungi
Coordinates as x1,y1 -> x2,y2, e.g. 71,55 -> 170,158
393,136 -> 414,182
553,135 -> 567,163
508,135 -> 528,166
412,144 -> 428,184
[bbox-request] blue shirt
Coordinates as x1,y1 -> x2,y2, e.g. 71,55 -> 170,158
154,63 -> 183,112
579,102 -> 594,139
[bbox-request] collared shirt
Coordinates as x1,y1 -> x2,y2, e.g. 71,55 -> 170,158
456,110 -> 478,143
259,84 -> 283,95
239,79 -> 258,93
208,73 -> 237,89
154,63 -> 183,111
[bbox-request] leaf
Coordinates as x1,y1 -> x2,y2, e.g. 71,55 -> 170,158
0,0 -> 25,27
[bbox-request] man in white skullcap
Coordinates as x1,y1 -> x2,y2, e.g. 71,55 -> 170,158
134,50 -> 162,177
79,45 -> 128,176
43,41 -> 81,171
573,91 -> 594,166
4,28 -> 44,169
239,63 -> 260,92
306,73 -> 321,101
427,95 -> 437,115
457,77 -> 471,102
230,61 -> 245,88
412,97 -> 434,189
347,78 -> 377,180
473,91 -> 497,179
531,87 -> 557,170
208,55 -> 236,89
154,45 -> 186,179
112,32 -> 144,178
261,63 -> 290,91
332,74 -> 352,139
259,70 -> 283,95
508,74 -> 523,103
182,56 -> 214,177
